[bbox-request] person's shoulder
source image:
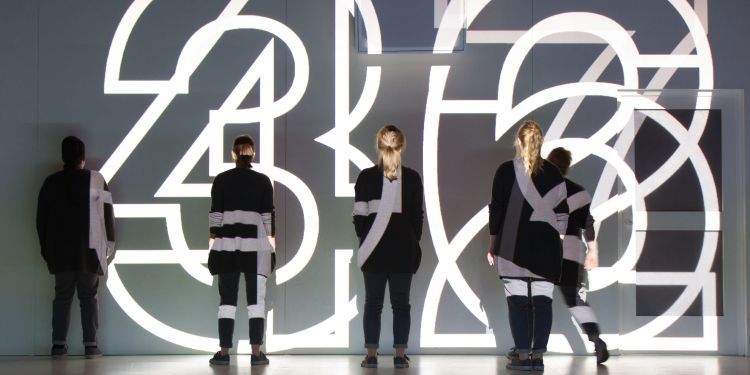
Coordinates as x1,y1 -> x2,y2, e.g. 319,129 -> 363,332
541,160 -> 564,179
248,168 -> 272,184
402,166 -> 421,179
564,178 -> 585,193
358,165 -> 380,178
495,160 -> 515,176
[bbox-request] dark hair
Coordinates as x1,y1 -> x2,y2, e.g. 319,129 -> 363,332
233,135 -> 255,168
61,136 -> 85,168
546,147 -> 572,176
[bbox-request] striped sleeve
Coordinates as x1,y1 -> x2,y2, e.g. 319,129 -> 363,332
352,171 -> 368,238
261,175 -> 275,237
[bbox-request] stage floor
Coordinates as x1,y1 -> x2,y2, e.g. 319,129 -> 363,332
0,354 -> 748,374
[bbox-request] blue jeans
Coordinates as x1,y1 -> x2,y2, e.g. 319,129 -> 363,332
363,272 -> 413,348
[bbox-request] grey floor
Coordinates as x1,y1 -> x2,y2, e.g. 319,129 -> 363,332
0,354 -> 748,375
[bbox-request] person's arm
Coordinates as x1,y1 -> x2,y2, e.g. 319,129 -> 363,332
260,176 -> 276,271
487,166 -> 506,266
209,176 -> 224,247
352,171 -> 369,241
36,180 -> 49,261
410,172 -> 424,241
553,182 -> 569,237
103,180 -> 116,263
583,209 -> 599,270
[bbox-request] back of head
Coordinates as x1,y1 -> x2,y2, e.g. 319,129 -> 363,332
233,135 -> 255,168
515,120 -> 544,176
546,147 -> 572,176
376,125 -> 405,180
61,136 -> 85,169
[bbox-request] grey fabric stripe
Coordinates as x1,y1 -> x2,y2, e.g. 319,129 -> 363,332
353,201 -> 369,216
503,279 -> 554,298
498,182 -> 524,261
513,159 -> 567,233
89,171 -> 112,274
357,168 -> 401,267
261,213 -> 273,236
569,306 -> 598,324
567,190 -> 592,212
209,212 -> 224,227
221,210 -> 265,226
562,236 -> 586,263
247,275 -> 267,318
496,256 -> 544,279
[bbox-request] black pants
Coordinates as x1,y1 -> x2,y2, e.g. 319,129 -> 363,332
363,272 -> 412,349
217,272 -> 266,348
504,279 -> 553,353
52,272 -> 99,346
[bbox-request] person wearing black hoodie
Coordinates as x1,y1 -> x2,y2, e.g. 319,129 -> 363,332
36,136 -> 115,359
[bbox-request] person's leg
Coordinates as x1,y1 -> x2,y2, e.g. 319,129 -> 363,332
76,272 -> 100,347
52,273 -> 76,347
388,273 -> 413,359
246,274 -> 265,357
504,279 -> 531,356
363,272 -> 388,357
560,284 -> 601,341
217,272 -> 240,355
530,281 -> 554,359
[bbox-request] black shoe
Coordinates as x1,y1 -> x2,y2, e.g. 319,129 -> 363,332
532,357 -> 544,371
394,355 -> 410,369
594,338 -> 610,364
505,357 -> 532,371
84,346 -> 103,359
251,351 -> 270,366
360,355 -> 377,368
209,351 -> 230,366
50,345 -> 67,359
506,347 -> 519,360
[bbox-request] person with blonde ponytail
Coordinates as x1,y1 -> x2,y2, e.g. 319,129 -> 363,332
487,121 -> 568,371
353,125 -> 424,369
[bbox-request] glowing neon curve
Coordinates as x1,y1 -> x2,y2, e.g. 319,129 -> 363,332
422,0 -> 718,352
315,0 -> 382,198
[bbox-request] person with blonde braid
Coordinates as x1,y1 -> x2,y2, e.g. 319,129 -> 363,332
487,121 -> 568,371
353,125 -> 424,369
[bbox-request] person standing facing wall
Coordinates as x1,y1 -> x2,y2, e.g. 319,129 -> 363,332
487,121 -> 568,371
353,125 -> 424,369
546,146 -> 609,364
36,136 -> 116,359
207,135 -> 275,367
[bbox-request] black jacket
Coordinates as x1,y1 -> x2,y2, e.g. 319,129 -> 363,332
353,165 -> 423,273
36,168 -> 115,275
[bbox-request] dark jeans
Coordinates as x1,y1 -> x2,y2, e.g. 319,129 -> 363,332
217,272 -> 264,348
363,272 -> 412,349
52,272 -> 99,346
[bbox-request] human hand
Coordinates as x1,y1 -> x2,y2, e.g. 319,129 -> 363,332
487,251 -> 495,266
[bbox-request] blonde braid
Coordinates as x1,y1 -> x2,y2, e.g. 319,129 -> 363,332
515,120 -> 544,176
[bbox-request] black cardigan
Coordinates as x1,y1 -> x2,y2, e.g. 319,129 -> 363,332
353,165 -> 423,273
36,168 -> 115,275
208,166 -> 275,276
489,159 -> 568,281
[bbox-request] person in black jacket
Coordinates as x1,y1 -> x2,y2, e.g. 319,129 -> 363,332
36,136 -> 115,359
207,135 -> 275,367
546,147 -> 609,364
353,125 -> 423,369
487,121 -> 568,371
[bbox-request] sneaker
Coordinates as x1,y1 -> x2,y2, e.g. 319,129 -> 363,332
251,351 -> 270,366
209,351 -> 230,366
360,355 -> 377,368
531,357 -> 544,371
505,356 -> 532,371
394,355 -> 410,369
50,345 -> 67,359
84,346 -> 103,359
594,338 -> 610,364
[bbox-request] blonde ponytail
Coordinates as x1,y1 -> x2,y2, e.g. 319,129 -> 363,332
376,125 -> 405,180
515,120 -> 544,176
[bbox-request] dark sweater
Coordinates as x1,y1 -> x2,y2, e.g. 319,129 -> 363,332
489,159 -> 568,281
36,168 -> 115,275
353,166 -> 423,273
563,179 -> 595,241
208,166 -> 275,276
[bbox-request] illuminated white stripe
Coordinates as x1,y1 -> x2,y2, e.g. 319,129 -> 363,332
218,305 -> 236,319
